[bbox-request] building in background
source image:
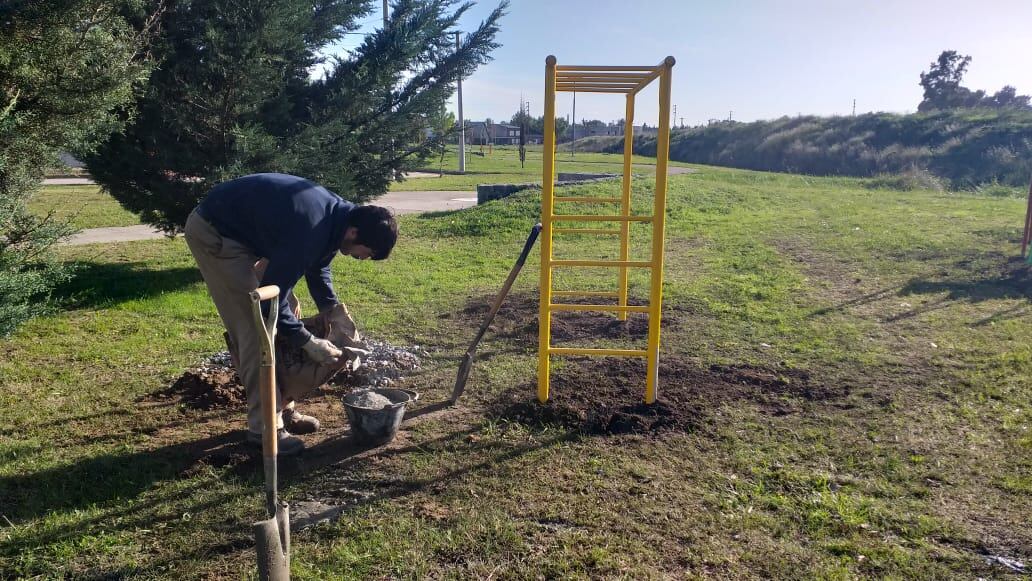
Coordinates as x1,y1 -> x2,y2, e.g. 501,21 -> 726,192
467,121 -> 521,145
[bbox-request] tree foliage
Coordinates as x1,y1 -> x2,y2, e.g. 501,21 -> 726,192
0,0 -> 155,336
919,50 -> 1031,112
508,111 -> 568,140
88,0 -> 507,232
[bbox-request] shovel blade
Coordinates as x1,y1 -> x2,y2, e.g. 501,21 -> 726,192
450,353 -> 474,405
254,503 -> 290,580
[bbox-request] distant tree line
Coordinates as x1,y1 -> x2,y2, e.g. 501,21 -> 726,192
919,51 -> 1031,112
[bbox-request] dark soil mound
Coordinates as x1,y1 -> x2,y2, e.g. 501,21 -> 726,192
490,357 -> 843,436
162,367 -> 246,410
454,292 -> 688,345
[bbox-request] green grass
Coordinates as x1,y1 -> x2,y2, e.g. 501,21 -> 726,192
2,165 -> 1031,578
394,144 -> 692,191
28,185 -> 142,229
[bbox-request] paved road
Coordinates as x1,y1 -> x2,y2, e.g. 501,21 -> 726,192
56,167 -> 694,245
43,177 -> 96,186
375,190 -> 478,215
62,190 -> 479,246
64,225 -> 168,245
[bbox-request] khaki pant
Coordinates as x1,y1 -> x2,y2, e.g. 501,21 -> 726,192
185,209 -> 297,434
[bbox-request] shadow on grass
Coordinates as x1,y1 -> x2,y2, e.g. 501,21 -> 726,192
889,255 -> 1032,323
808,254 -> 1032,324
0,391 -> 572,577
53,260 -> 201,309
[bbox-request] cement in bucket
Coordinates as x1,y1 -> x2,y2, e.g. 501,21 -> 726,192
342,388 -> 418,446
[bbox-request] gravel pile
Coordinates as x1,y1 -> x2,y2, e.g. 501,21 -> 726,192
341,340 -> 427,388
349,391 -> 393,409
206,350 -> 234,368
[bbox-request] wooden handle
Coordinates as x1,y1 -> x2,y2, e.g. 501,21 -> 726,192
252,285 -> 281,302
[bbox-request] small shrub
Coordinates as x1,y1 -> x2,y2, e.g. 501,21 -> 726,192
974,180 -> 1025,198
864,167 -> 945,192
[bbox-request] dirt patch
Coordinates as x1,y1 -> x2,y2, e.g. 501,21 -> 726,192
489,356 -> 841,435
160,365 -> 246,411
453,292 -> 689,345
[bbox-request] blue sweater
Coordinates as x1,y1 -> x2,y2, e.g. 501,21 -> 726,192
197,173 -> 354,347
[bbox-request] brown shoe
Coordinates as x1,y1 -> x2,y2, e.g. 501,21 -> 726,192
282,407 -> 321,434
246,429 -> 305,456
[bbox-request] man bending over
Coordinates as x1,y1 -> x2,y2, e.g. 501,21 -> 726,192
185,173 -> 397,455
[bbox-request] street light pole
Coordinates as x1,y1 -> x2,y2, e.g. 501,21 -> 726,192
456,31 -> 465,174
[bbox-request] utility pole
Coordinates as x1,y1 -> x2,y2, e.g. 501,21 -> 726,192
455,31 -> 465,173
673,104 -> 677,128
571,91 -> 576,157
728,110 -> 733,122
383,0 -> 388,27
852,99 -> 856,116
679,116 -> 684,128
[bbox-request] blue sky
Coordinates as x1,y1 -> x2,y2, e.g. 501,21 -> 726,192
332,0 -> 1032,126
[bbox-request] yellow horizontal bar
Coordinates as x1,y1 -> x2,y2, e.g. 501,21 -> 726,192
551,215 -> 652,222
553,196 -> 622,203
556,65 -> 658,72
556,82 -> 640,88
556,88 -> 631,94
548,347 -> 648,357
630,71 -> 663,94
556,73 -> 652,81
552,228 -> 621,235
549,260 -> 653,268
550,303 -> 650,313
631,57 -> 675,95
551,291 -> 620,297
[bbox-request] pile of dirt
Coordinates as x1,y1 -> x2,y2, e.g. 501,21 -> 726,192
489,357 -> 842,436
162,355 -> 246,410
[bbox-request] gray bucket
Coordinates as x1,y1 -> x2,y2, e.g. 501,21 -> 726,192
342,388 -> 418,446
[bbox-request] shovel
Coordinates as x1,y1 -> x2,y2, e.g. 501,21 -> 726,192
451,223 -> 542,404
249,285 -> 291,580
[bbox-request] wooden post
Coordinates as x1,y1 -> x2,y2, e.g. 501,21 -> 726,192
1022,176 -> 1032,258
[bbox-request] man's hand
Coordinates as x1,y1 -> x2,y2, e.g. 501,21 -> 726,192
302,336 -> 343,364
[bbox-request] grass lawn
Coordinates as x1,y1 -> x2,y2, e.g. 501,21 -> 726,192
393,145 -> 693,191
2,166 -> 1030,578
28,185 -> 142,230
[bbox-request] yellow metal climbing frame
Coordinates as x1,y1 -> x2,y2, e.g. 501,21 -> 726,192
538,55 -> 675,405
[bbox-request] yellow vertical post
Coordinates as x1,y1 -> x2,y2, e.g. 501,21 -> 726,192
538,55 -> 558,403
617,94 -> 635,321
645,57 -> 674,404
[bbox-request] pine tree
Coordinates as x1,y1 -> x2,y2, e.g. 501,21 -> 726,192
88,0 -> 507,232
0,0 -> 155,336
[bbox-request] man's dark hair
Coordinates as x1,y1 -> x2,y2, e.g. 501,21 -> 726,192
347,205 -> 398,260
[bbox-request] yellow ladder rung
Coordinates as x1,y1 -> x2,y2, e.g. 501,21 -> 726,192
550,304 -> 650,313
556,73 -> 652,81
548,347 -> 648,357
552,228 -> 621,235
550,260 -> 652,268
551,291 -> 620,297
555,65 -> 657,72
551,215 -> 653,222
553,196 -> 623,203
